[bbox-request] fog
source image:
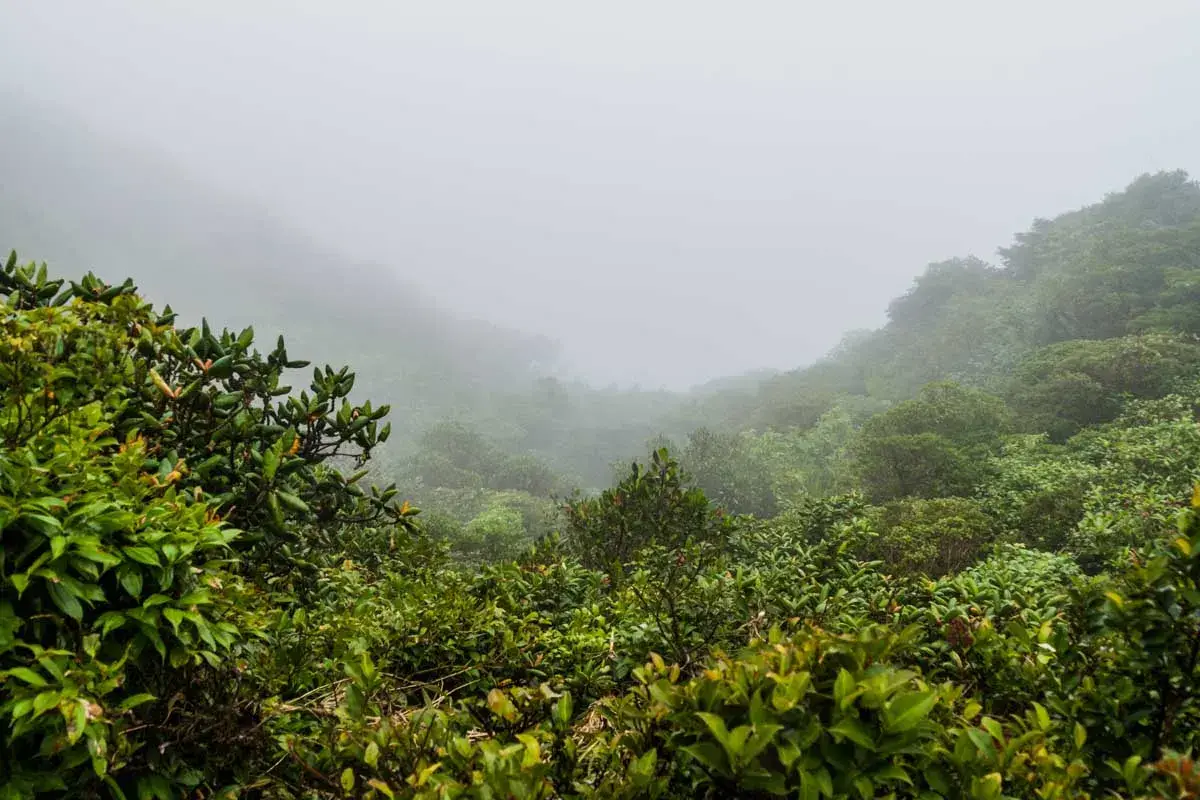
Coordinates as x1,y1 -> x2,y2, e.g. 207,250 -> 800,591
3,0 -> 1200,388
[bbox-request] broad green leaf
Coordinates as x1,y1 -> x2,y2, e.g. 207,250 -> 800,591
366,779 -> 395,798
884,690 -> 937,733
118,565 -> 143,599
980,716 -> 1005,742
696,712 -> 732,748
21,513 -> 62,535
1032,702 -> 1051,731
875,764 -> 912,785
630,747 -> 657,779
163,607 -> 186,635
742,724 -> 783,763
123,546 -> 160,567
47,582 -> 83,620
5,667 -> 48,687
516,733 -> 541,768
924,766 -> 953,795
828,718 -> 874,749
275,491 -> 309,514
680,742 -> 728,773
971,773 -> 1003,800
118,693 -> 157,711
833,668 -> 856,708
814,766 -> 834,797
50,535 -> 68,559
966,728 -> 996,759
33,690 -> 60,717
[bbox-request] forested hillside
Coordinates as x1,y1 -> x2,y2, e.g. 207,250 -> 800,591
652,170 -> 1200,508
4,171 -> 1200,798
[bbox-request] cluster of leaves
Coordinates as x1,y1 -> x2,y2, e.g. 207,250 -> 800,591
0,254 -> 415,796
0,259 -> 249,794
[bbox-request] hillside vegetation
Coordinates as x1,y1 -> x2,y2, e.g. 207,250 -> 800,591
4,171 -> 1200,798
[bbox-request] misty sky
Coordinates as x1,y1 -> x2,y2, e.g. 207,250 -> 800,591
3,1 -> 1200,388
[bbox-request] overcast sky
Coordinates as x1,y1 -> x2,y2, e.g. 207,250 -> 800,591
3,1 -> 1199,388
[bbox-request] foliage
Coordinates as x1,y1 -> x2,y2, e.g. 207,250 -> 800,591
414,488 -> 560,565
744,402 -> 863,500
854,432 -> 983,504
679,427 -> 777,517
1006,334 -> 1200,441
563,448 -> 733,578
0,405 -> 246,795
1049,501 -> 1200,781
404,419 -> 565,497
607,625 -> 967,798
981,434 -> 1093,551
0,258 -> 254,795
0,255 -> 416,581
10,167 -> 1200,798
868,498 -> 997,577
455,505 -> 529,564
853,382 -> 1011,502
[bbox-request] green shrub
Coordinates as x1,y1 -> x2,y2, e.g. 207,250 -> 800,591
852,382 -> 1011,502
869,498 -> 997,577
0,255 -> 414,796
563,448 -> 733,578
0,266 -> 251,794
1006,334 -> 1200,441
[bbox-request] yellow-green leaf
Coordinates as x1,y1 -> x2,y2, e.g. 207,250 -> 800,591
367,779 -> 395,798
516,733 -> 541,768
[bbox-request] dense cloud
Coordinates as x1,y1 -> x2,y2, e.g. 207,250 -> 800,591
3,1 -> 1199,386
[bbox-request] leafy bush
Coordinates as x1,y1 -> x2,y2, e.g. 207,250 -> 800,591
0,261 -> 252,794
744,403 -> 862,500
981,434 -> 1093,551
563,448 -> 732,578
608,625 -> 964,797
1006,334 -> 1200,440
868,498 -> 997,577
1062,504 -> 1200,769
0,255 -> 413,796
405,419 -> 565,496
679,427 -> 777,517
852,382 -> 1011,502
456,504 -> 529,563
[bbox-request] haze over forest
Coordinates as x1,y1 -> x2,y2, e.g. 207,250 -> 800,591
5,1 -> 1200,389
12,4 -> 1200,797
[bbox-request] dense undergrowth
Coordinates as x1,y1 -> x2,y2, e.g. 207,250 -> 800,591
5,172 -> 1200,798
